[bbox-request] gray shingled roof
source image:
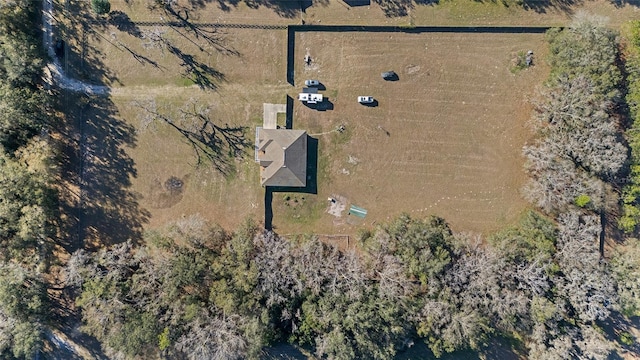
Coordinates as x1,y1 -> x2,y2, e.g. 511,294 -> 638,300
258,129 -> 307,187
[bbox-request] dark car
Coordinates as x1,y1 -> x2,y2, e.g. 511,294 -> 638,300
381,71 -> 399,81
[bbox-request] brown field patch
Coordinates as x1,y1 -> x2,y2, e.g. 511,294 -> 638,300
100,0 -> 640,27
61,0 -> 556,237
282,30 -> 549,235
66,25 -> 550,237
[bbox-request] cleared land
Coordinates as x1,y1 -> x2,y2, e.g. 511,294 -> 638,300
283,30 -> 548,235
102,0 -> 639,26
58,0 -> 553,239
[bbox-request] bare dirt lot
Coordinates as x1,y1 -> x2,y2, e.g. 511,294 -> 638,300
280,30 -> 548,235
58,0 -> 561,240
63,20 -> 549,238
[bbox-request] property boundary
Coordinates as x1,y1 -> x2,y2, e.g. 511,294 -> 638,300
112,19 -> 555,86
280,234 -> 351,249
285,25 -> 555,85
132,21 -> 288,30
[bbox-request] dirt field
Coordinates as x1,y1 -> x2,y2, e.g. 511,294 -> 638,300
62,13 -> 550,238
279,30 -> 548,235
58,0 -> 617,241
102,0 -> 639,26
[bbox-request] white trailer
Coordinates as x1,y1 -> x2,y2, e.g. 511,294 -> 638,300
298,93 -> 323,104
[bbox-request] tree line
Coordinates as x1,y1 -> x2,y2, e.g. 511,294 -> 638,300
0,0 -> 57,358
520,13 -> 640,356
64,208 -> 637,359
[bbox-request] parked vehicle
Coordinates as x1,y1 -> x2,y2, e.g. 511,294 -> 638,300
304,79 -> 320,86
358,96 -> 374,104
381,71 -> 398,81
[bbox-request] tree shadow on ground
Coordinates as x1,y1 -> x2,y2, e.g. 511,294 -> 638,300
374,0 -> 414,17
49,89 -> 146,358
470,0 -> 580,14
395,340 -> 482,359
520,0 -> 580,14
600,312 -> 640,358
55,92 -> 149,252
167,43 -> 227,90
72,11 -> 163,70
182,0 -> 325,17
155,5 -> 241,56
137,17 -> 236,90
262,343 -> 308,359
135,100 -> 251,175
60,1 -> 120,85
107,11 -> 142,38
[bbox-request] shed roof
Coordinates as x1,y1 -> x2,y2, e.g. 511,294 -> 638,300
258,129 -> 307,187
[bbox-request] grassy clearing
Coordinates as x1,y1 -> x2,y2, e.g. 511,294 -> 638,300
64,19 -> 550,236
290,30 -> 548,235
59,0 -> 601,238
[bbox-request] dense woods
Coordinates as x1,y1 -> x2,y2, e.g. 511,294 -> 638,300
0,0 -> 56,358
65,210 -> 629,359
0,1 -> 639,359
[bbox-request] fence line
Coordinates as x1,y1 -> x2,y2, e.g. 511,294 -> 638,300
280,234 -> 351,249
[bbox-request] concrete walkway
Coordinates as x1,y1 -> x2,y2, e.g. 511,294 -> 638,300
263,103 -> 286,129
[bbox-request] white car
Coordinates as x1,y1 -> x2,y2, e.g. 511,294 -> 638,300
304,79 -> 320,87
358,96 -> 374,104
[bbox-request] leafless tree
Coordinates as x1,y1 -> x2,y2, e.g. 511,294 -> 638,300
611,240 -> 640,316
376,254 -> 415,301
523,142 -> 606,213
175,308 -> 248,360
134,99 -> 249,172
556,212 -> 617,322
253,231 -> 300,308
576,325 -> 614,360
0,310 -> 15,354
532,75 -> 626,178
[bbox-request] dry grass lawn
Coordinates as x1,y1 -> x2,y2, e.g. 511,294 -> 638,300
102,0 -> 640,26
281,30 -> 548,235
59,0 -> 609,239
77,28 -> 548,237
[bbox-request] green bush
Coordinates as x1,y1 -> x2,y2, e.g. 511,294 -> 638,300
510,50 -> 529,73
620,21 -> 640,233
91,0 -> 111,15
620,331 -> 634,346
574,194 -> 591,208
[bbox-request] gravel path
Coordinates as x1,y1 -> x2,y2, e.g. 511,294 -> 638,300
42,0 -> 108,95
41,2 -> 99,358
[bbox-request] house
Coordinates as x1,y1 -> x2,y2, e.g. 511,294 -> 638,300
256,129 -> 307,187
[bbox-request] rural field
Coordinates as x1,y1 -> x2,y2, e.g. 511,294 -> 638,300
58,24 -> 290,242
285,30 -> 548,235
22,0 -> 639,358
61,10 -> 550,239
62,0 -> 640,246
95,0 -> 639,26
